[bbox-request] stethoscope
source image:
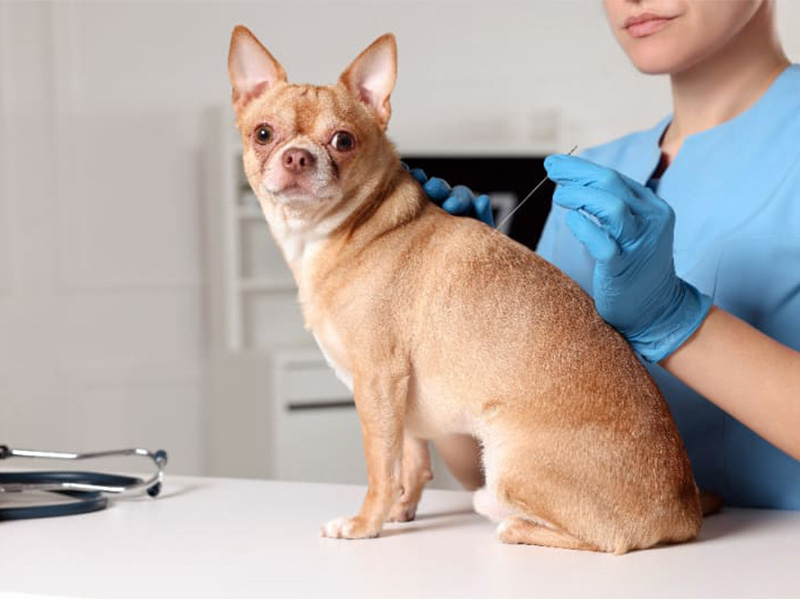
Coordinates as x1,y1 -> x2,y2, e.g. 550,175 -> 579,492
0,444 -> 167,520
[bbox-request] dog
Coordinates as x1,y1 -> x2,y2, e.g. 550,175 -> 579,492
227,25 -> 703,554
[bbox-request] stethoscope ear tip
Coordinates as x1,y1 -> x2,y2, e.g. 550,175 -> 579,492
155,450 -> 168,467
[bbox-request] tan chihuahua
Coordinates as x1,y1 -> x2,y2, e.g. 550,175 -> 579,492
227,26 -> 703,554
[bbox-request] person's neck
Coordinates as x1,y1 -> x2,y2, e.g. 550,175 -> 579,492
661,3 -> 790,161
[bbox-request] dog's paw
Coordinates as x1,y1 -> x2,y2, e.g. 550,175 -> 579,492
320,516 -> 380,539
387,501 -> 418,522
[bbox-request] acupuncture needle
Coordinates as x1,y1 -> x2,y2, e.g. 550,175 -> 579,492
495,145 -> 578,230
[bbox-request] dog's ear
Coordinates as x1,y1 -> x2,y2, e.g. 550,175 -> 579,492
228,25 -> 287,109
339,34 -> 397,130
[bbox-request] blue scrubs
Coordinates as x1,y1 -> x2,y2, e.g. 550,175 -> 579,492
537,64 -> 800,510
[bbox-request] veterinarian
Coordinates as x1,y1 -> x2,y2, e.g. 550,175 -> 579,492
417,0 -> 800,510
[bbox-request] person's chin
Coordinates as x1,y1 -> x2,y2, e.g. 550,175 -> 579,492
626,43 -> 693,76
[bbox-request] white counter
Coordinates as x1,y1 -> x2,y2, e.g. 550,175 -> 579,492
1,475 -> 799,598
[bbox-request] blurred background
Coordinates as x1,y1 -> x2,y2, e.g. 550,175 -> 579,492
1,0 -> 798,487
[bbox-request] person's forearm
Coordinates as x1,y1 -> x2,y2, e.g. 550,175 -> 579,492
661,306 -> 800,461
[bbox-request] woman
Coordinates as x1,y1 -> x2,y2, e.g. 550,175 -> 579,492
418,0 -> 800,509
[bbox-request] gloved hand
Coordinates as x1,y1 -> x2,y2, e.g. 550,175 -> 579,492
543,154 -> 712,363
403,163 -> 495,227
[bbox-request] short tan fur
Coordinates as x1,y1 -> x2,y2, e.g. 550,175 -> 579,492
227,25 -> 703,554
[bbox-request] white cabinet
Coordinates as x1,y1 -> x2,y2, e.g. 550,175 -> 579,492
272,349 -> 364,484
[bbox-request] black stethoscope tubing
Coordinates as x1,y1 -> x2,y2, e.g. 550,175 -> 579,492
0,445 -> 167,520
0,472 -> 147,520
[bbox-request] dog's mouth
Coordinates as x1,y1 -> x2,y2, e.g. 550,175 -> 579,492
275,184 -> 314,198
275,187 -> 325,205
266,182 -> 339,209
265,159 -> 336,205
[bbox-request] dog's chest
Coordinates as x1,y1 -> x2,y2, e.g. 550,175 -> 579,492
312,327 -> 354,392
309,330 -> 473,438
296,255 -> 355,392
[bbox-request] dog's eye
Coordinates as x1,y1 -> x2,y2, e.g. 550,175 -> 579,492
331,131 -> 355,152
254,125 -> 273,145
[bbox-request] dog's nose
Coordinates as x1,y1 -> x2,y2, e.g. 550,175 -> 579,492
282,147 -> 316,173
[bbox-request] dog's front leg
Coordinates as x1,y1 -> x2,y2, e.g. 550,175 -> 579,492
321,370 -> 408,539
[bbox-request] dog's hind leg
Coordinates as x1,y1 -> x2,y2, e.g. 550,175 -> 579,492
497,517 -> 600,552
483,431 -> 631,554
387,432 -> 432,522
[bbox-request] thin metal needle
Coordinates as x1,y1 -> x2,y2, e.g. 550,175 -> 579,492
496,145 -> 578,230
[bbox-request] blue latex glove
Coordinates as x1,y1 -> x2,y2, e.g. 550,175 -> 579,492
402,163 -> 495,227
544,154 -> 712,363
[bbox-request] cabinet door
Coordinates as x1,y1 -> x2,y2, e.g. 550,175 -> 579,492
273,354 -> 365,484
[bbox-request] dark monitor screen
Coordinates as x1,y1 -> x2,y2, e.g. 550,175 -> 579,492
400,156 -> 554,252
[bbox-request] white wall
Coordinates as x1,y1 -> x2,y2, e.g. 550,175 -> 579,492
1,0 -> 798,476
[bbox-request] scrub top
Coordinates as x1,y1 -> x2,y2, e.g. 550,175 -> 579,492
537,64 -> 800,510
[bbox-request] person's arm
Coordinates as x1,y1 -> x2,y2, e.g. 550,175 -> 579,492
545,154 -> 800,462
662,306 -> 800,460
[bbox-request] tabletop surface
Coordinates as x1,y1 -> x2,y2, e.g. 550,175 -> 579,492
1,474 -> 799,599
